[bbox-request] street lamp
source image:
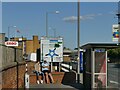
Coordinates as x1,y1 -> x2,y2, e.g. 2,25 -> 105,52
8,26 -> 16,41
46,11 -> 60,37
49,27 -> 56,38
53,28 -> 56,38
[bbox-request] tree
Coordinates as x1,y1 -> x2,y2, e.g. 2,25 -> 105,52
108,47 -> 120,63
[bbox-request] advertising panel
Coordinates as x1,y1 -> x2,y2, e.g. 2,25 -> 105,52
5,41 -> 18,46
112,24 -> 119,42
80,50 -> 83,72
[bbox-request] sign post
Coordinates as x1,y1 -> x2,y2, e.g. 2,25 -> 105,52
41,37 -> 63,72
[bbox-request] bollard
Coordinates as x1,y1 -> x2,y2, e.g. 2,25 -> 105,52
25,62 -> 29,89
25,72 -> 29,89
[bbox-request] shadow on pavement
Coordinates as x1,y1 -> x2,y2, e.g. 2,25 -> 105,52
63,83 -> 85,90
61,72 -> 85,90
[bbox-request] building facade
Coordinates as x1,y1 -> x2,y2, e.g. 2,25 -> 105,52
26,35 -> 40,54
0,33 -> 5,44
10,35 -> 40,57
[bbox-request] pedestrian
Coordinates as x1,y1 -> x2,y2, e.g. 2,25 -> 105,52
34,60 -> 44,84
42,60 -> 54,84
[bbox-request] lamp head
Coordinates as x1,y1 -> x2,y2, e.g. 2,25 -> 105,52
55,11 -> 60,14
13,26 -> 17,28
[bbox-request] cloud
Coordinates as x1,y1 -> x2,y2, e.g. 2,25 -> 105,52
62,16 -> 77,23
62,12 -> 115,23
81,14 -> 95,20
81,13 -> 103,20
63,14 -> 96,23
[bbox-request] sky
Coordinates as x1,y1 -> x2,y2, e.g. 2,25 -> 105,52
2,1 -> 119,50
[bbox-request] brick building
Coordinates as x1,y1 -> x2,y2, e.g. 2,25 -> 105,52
10,35 -> 40,60
0,33 -> 5,44
63,49 -> 72,62
26,35 -> 40,54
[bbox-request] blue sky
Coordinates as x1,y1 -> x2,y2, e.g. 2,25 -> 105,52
2,2 -> 119,49
80,2 -> 118,45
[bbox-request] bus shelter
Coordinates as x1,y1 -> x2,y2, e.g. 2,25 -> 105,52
81,43 -> 118,89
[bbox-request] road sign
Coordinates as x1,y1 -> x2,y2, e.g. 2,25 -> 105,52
5,41 -> 18,46
41,37 -> 63,62
112,24 -> 119,42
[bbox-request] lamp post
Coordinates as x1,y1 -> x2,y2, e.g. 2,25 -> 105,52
53,28 -> 56,38
8,26 -> 16,41
77,0 -> 80,83
46,11 -> 59,37
49,27 -> 56,38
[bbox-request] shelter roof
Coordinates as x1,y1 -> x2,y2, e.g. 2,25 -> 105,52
81,43 -> 119,49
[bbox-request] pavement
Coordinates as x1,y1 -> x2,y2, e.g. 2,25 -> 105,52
30,83 -> 84,90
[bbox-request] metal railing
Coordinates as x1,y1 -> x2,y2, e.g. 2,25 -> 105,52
61,62 -> 72,72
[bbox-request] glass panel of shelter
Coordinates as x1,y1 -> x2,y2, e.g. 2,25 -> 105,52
93,48 -> 107,88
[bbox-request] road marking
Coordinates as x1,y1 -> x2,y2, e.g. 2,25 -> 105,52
110,80 -> 119,84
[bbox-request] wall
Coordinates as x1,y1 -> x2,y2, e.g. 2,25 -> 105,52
1,62 -> 26,88
1,44 -> 23,67
0,44 -> 25,89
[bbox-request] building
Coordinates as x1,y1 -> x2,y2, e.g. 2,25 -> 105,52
26,35 -> 40,54
63,49 -> 72,62
10,37 -> 27,54
0,33 -> 5,44
10,36 -> 40,61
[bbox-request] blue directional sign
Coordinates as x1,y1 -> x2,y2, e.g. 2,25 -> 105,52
45,48 -> 59,58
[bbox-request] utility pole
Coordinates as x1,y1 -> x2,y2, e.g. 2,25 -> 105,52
77,0 -> 80,83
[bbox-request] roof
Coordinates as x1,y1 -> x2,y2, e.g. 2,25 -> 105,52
81,43 -> 119,49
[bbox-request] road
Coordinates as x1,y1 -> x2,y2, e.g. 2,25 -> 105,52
107,63 -> 120,88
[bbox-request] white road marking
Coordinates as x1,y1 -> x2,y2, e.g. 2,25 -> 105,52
110,80 -> 119,84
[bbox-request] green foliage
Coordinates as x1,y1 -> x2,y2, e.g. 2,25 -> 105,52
108,47 -> 120,62
63,47 -> 71,50
54,44 -> 60,48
